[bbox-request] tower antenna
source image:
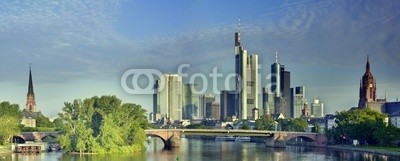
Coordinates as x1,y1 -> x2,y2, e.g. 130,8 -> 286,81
238,18 -> 241,32
275,51 -> 278,63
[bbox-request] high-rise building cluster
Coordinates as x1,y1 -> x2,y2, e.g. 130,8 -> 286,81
151,25 -> 326,123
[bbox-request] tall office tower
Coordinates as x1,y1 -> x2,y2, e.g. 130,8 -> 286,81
199,94 -> 215,119
211,102 -> 220,120
234,25 -> 259,120
271,52 -> 291,118
291,86 -> 307,118
154,74 -> 183,121
262,87 -> 275,115
220,90 -> 236,121
182,84 -> 200,119
358,56 -> 377,108
311,97 -> 324,117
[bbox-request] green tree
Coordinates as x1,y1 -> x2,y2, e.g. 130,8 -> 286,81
0,116 -> 20,145
36,114 -> 54,127
0,102 -> 22,145
373,124 -> 400,146
256,115 -> 276,130
332,108 -> 388,145
58,95 -> 147,154
278,118 -> 307,132
0,102 -> 22,120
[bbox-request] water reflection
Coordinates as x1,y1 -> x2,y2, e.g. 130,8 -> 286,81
1,138 -> 399,161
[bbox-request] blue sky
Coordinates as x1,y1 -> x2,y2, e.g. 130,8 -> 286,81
0,0 -> 400,117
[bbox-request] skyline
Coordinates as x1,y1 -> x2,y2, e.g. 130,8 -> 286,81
1,1 -> 400,117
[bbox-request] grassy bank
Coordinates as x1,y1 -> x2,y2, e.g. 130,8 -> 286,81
0,146 -> 12,154
327,145 -> 400,157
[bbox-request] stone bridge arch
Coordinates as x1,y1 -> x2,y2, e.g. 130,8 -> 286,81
283,133 -> 327,147
145,130 -> 181,148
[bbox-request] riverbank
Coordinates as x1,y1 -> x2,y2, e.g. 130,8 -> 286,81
327,145 -> 400,157
0,146 -> 13,155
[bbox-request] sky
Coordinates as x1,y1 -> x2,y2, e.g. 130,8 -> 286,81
0,0 -> 400,118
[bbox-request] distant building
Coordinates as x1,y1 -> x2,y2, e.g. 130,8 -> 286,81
291,86 -> 307,118
200,94 -> 215,119
262,87 -> 275,116
21,65 -> 41,127
271,52 -> 291,118
301,103 -> 311,117
389,110 -> 400,128
234,26 -> 259,120
220,90 -> 236,121
154,74 -> 183,121
325,114 -> 336,130
210,102 -> 220,120
383,101 -> 400,115
182,84 -> 199,119
252,107 -> 259,120
311,97 -> 324,117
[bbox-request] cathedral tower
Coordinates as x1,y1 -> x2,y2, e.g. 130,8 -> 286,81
358,56 -> 376,108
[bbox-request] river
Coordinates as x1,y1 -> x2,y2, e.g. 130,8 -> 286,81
2,138 -> 399,161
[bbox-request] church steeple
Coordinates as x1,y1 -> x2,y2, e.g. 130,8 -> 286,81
358,56 -> 376,108
366,55 -> 370,74
26,64 -> 36,112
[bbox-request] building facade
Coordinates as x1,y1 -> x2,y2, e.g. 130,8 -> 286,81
234,29 -> 259,120
311,97 -> 324,117
291,86 -> 307,118
182,84 -> 200,119
271,54 -> 291,118
220,90 -> 236,121
199,94 -> 215,119
154,74 -> 183,121
262,87 -> 275,116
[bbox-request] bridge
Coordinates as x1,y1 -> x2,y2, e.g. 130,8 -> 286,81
145,129 -> 327,148
16,129 -> 327,148
14,132 -> 60,143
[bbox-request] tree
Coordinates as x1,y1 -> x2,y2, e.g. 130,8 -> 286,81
0,102 -> 22,120
256,115 -> 276,131
278,118 -> 307,132
58,95 -> 148,153
373,124 -> 400,146
0,102 -> 22,145
331,108 -> 389,145
36,114 -> 54,127
0,116 -> 20,145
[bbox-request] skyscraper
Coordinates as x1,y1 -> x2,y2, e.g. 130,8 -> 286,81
271,52 -> 291,118
199,94 -> 215,119
154,74 -> 183,121
291,86 -> 307,118
358,56 -> 377,108
262,87 -> 275,115
220,90 -> 236,121
311,97 -> 324,117
182,84 -> 199,119
234,25 -> 259,120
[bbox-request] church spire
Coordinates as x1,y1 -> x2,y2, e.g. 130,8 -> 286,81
26,64 -> 36,112
28,64 -> 34,96
366,55 -> 370,73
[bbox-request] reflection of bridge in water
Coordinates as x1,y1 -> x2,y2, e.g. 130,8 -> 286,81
145,129 -> 327,148
16,129 -> 327,148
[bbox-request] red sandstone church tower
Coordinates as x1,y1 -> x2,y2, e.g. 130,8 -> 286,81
358,56 -> 377,108
26,64 -> 37,112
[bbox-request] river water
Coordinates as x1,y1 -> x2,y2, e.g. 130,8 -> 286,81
2,138 -> 399,161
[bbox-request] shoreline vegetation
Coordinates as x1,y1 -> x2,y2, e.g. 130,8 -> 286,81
0,146 -> 12,155
327,145 -> 400,157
